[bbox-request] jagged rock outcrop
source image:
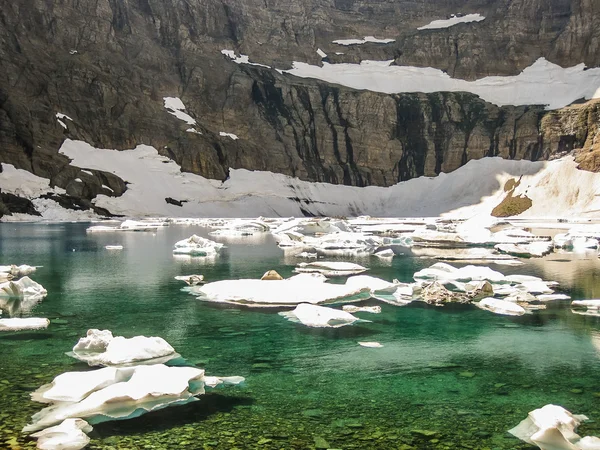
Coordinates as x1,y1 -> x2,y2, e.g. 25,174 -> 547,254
0,0 -> 599,204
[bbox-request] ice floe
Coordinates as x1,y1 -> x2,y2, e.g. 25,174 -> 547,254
0,264 -> 37,278
342,305 -> 382,314
69,329 -> 180,367
358,342 -> 383,348
30,418 -> 92,450
0,316 -> 50,331
495,241 -> 553,258
173,235 -> 224,256
508,404 -> 600,450
476,298 -> 526,316
174,274 -> 205,286
295,261 -> 368,277
418,13 -> 485,30
24,363 -> 244,433
105,245 -> 123,250
193,273 -> 370,307
279,303 -> 369,328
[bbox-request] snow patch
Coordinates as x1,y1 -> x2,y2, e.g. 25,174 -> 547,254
221,50 -> 271,68
333,36 -> 395,45
418,14 -> 486,30
219,131 -> 239,140
317,48 -> 327,58
163,97 -> 196,125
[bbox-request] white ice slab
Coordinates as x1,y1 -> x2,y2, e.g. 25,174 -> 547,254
279,303 -> 368,328
31,418 -> 92,450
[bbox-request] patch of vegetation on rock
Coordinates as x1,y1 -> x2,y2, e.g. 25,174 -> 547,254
492,191 -> 532,217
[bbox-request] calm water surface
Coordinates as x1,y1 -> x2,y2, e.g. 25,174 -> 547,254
1,222 -> 600,449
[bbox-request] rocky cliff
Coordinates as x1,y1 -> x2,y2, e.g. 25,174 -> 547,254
1,0 -> 599,215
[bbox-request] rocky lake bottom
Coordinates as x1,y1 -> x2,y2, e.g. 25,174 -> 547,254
1,222 -> 600,449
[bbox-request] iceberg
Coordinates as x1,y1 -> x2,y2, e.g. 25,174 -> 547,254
0,276 -> 47,301
477,298 -> 526,316
295,261 -> 367,277
30,419 -> 92,450
196,274 -> 370,307
279,303 -> 369,328
508,404 -> 600,450
571,300 -> 600,310
23,364 -> 244,433
69,329 -> 180,367
173,234 -> 224,256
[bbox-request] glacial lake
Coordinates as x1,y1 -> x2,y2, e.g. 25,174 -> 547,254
1,222 -> 600,449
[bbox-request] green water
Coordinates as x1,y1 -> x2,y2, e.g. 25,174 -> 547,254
1,222 -> 600,449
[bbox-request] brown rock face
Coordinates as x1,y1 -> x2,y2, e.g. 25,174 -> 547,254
0,0 -> 599,205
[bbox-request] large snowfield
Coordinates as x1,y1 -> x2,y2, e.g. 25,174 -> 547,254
2,139 -> 600,221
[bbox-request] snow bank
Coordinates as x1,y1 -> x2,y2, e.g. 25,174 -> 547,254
284,58 -> 600,110
418,14 -> 485,30
2,139 -> 591,220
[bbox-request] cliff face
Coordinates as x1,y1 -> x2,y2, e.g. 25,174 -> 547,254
0,0 -> 599,208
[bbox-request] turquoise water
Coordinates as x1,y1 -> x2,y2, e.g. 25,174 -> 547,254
1,222 -> 600,449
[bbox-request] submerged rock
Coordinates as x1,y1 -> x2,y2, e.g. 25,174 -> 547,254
420,282 -> 472,306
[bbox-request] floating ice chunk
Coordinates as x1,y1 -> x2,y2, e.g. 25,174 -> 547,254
279,303 -> 369,328
70,329 -> 179,367
197,276 -> 370,307
342,305 -> 381,314
345,275 -> 398,293
537,294 -> 571,302
296,251 -> 318,258
508,404 -> 599,450
0,276 -> 47,301
31,418 -> 92,450
105,245 -> 123,250
418,13 -> 486,30
32,366 -> 135,404
374,249 -> 394,258
295,261 -> 367,277
0,264 -> 37,278
414,263 -> 506,283
495,241 -> 553,258
173,234 -> 224,256
24,365 -> 207,432
174,274 -> 204,286
0,317 -> 50,331
477,298 -> 526,316
572,300 -> 600,310
358,342 -> 383,348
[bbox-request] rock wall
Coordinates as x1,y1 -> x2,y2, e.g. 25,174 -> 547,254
0,0 -> 599,197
